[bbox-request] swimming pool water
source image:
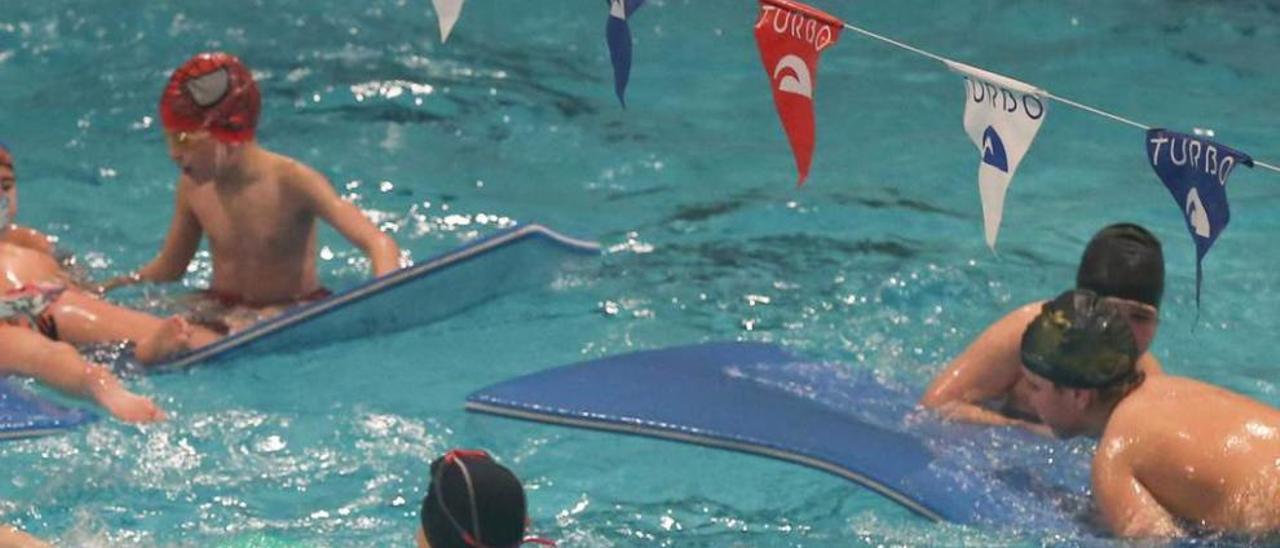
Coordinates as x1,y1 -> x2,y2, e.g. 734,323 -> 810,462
2,0 -> 1279,545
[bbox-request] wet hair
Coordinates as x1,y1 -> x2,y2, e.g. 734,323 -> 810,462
1021,289 -> 1140,390
1076,223 -> 1164,308
421,450 -> 527,548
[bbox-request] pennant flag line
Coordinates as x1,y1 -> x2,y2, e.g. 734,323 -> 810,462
1146,129 -> 1253,307
753,0 -> 843,186
431,0 -> 465,43
606,0 -> 646,108
945,61 -> 1047,250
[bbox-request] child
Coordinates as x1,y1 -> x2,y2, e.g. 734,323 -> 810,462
1020,290 -> 1280,538
0,142 -> 216,363
103,52 -> 401,319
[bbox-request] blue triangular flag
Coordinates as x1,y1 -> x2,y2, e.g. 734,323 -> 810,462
981,126 -> 1009,172
606,0 -> 645,108
1146,128 -> 1253,307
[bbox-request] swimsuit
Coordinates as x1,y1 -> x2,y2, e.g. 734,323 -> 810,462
190,287 -> 333,335
200,286 -> 333,308
0,284 -> 65,340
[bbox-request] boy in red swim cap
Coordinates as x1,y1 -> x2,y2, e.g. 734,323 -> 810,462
103,52 -> 401,321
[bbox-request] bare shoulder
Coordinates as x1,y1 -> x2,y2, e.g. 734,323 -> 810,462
263,150 -> 325,186
985,300 -> 1045,337
1008,300 -> 1045,324
1112,375 -> 1175,414
1103,375 -> 1200,440
260,151 -> 336,209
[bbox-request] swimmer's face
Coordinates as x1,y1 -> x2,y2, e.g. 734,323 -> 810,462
1021,367 -> 1089,438
1102,297 -> 1158,353
415,525 -> 429,548
165,130 -> 224,183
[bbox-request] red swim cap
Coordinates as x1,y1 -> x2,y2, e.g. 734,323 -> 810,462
159,52 -> 260,144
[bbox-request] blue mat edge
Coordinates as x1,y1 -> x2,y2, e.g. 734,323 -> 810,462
154,223 -> 600,370
464,399 -> 947,523
1,379 -> 98,440
464,342 -> 949,523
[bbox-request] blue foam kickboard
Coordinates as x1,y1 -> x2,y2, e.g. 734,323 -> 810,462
0,378 -> 96,440
467,342 -> 1094,531
154,224 -> 599,370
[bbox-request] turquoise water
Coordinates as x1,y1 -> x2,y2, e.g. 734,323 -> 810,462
2,0 -> 1279,545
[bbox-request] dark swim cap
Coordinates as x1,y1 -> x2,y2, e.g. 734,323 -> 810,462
1021,289 -> 1140,389
1076,223 -> 1164,308
421,450 -> 528,548
159,52 -> 261,144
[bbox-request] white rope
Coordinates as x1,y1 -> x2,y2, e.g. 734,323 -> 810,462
838,21 -> 1280,175
1042,93 -> 1149,132
839,21 -> 951,66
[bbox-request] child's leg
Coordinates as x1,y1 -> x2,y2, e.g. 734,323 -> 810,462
0,326 -> 164,423
43,289 -> 219,363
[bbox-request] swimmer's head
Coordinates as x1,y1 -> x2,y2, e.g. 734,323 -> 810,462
419,449 -> 533,548
1077,223 -> 1164,309
159,52 -> 260,144
1020,289 -> 1143,437
1022,289 -> 1140,390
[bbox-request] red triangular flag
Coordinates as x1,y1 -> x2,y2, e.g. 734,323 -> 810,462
754,0 -> 843,186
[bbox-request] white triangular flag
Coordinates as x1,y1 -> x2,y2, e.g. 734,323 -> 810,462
945,61 -> 1048,250
432,0 -> 464,43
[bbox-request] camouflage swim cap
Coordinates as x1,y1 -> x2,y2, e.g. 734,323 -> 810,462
1021,289 -> 1140,389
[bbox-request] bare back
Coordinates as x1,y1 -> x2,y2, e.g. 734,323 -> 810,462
181,149 -> 321,305
1097,375 -> 1280,534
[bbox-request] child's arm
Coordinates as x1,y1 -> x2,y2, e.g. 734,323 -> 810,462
0,326 -> 165,423
100,180 -> 203,292
1092,440 -> 1184,537
292,163 -> 401,277
920,303 -> 1041,426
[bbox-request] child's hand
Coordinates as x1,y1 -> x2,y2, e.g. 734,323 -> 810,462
94,271 -> 143,295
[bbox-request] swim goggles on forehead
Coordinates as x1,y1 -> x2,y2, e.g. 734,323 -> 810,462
166,130 -> 204,149
430,449 -> 557,548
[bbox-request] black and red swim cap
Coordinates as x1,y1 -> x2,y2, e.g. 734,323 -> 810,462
421,450 -> 530,548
